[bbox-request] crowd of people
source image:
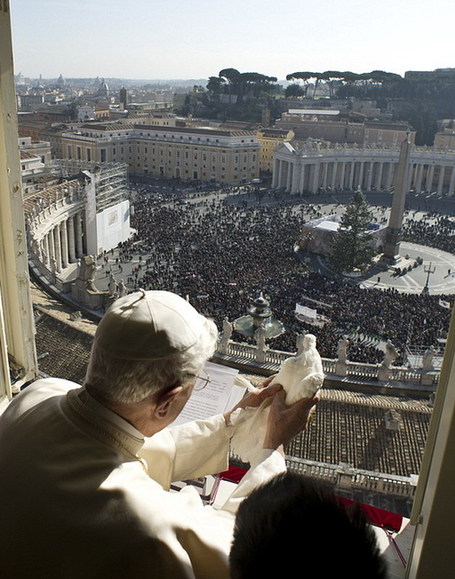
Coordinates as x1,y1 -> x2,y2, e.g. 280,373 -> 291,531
118,191 -> 452,364
402,213 -> 455,255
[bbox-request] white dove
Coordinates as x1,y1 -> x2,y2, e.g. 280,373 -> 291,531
230,334 -> 324,463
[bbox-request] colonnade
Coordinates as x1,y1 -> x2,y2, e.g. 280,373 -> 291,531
272,145 -> 455,195
39,211 -> 86,273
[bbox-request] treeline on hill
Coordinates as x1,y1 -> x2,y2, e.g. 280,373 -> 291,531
176,68 -> 455,145
178,68 -> 283,123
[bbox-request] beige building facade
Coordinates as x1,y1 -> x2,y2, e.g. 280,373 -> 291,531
58,123 -> 259,185
434,128 -> 455,150
275,109 -> 414,147
257,128 -> 294,174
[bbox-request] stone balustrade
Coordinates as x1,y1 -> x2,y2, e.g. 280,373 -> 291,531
285,456 -> 416,498
215,340 -> 439,391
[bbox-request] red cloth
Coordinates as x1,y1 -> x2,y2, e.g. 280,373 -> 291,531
219,465 -> 247,483
337,497 -> 403,532
220,465 -> 403,532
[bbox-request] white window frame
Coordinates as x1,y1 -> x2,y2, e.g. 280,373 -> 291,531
0,3 -> 38,407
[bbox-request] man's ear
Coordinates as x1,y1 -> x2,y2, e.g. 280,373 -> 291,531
154,385 -> 183,419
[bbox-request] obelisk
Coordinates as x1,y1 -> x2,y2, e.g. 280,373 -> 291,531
382,133 -> 411,263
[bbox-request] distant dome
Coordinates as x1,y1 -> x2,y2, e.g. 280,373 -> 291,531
98,79 -> 109,97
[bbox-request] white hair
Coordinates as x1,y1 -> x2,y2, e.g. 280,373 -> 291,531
84,318 -> 218,404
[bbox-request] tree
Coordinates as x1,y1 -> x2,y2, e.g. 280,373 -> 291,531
320,71 -> 345,97
207,76 -> 225,95
285,83 -> 306,98
286,71 -> 313,97
328,190 -> 375,273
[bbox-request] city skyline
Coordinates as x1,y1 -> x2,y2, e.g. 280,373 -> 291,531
11,0 -> 454,82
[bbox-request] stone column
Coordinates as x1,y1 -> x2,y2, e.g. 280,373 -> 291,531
61,220 -> 69,268
385,162 -> 394,189
54,225 -> 62,272
358,162 -> 365,189
299,164 -> 306,192
41,234 -> 48,266
276,159 -> 283,188
67,215 -> 76,262
75,212 -> 84,257
291,161 -> 300,192
426,165 -> 435,191
376,162 -> 384,190
366,162 -> 374,190
340,162 -> 346,189
48,230 -> 55,265
449,166 -> 455,195
331,162 -> 338,189
348,162 -> 355,190
407,164 -> 414,192
272,158 -> 279,188
437,166 -> 445,194
286,161 -> 293,192
415,163 -> 424,192
312,163 -> 320,193
322,162 -> 328,189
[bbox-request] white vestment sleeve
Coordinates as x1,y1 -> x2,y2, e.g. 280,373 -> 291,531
219,449 -> 287,514
140,415 -> 231,488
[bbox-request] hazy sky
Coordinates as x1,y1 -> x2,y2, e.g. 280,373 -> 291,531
11,0 -> 454,81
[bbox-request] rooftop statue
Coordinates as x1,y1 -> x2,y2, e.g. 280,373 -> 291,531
422,345 -> 435,370
220,317 -> 233,353
79,255 -> 99,292
382,340 -> 398,369
108,273 -> 117,296
337,336 -> 349,364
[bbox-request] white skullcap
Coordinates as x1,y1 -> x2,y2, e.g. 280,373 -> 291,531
94,290 -> 208,360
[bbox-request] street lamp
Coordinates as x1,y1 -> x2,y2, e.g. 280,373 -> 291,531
422,262 -> 436,295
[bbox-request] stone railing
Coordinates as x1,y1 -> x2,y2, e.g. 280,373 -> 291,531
285,456 -> 417,498
215,340 -> 439,391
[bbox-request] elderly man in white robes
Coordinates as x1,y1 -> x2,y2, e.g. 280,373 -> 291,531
0,289 -> 317,579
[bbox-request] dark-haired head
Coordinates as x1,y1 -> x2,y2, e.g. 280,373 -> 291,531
230,471 -> 387,578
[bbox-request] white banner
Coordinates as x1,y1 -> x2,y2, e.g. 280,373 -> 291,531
295,303 -> 317,320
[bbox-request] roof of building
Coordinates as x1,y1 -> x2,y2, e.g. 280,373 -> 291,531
364,120 -> 412,130
34,310 -> 93,385
258,128 -> 291,138
20,150 -> 40,160
23,177 -> 83,213
135,124 -> 257,137
288,389 -> 431,479
288,109 -> 341,116
315,220 -> 339,232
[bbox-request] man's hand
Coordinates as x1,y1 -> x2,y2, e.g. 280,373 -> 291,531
223,376 -> 280,426
263,389 -> 318,451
